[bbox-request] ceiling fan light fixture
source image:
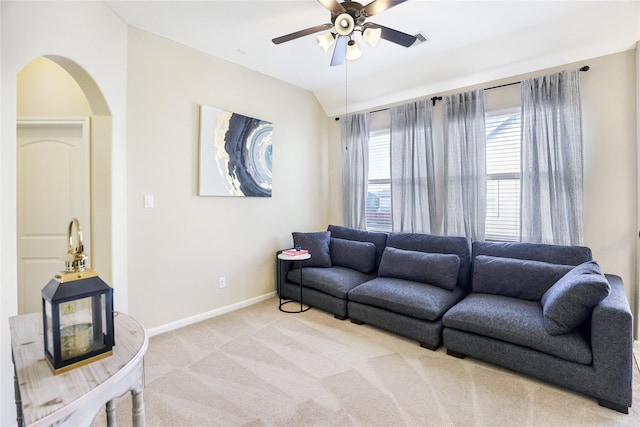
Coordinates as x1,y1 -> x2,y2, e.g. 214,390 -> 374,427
317,32 -> 335,52
335,13 -> 355,36
272,0 -> 415,66
346,39 -> 362,61
363,27 -> 382,47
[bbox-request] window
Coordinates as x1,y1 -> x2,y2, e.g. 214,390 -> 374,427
364,114 -> 521,238
366,129 -> 392,232
485,109 -> 521,241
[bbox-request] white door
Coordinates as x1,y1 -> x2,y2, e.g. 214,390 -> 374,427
17,118 -> 91,314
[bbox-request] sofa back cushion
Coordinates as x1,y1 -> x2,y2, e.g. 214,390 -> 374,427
330,237 -> 377,274
378,247 -> 461,291
472,255 -> 574,301
386,232 -> 471,287
328,225 -> 388,269
541,261 -> 611,335
292,231 -> 332,267
471,241 -> 592,266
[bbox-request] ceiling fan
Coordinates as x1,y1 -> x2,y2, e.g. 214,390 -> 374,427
272,0 -> 417,66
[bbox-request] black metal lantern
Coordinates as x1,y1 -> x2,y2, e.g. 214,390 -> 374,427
41,218 -> 114,374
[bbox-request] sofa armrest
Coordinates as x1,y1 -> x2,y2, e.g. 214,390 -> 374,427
591,274 -> 633,406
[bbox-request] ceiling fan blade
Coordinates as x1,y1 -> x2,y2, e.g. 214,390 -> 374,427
272,23 -> 333,44
369,23 -> 417,47
330,35 -> 348,66
317,0 -> 346,14
362,0 -> 408,18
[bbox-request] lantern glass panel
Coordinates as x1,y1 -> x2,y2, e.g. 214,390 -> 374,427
59,296 -> 93,361
99,294 -> 107,336
44,300 -> 53,356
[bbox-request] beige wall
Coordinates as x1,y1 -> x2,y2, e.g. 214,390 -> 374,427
581,51 -> 637,319
18,57 -> 91,116
1,2 -> 129,423
126,29 -> 328,329
327,49 -> 638,333
637,41 -> 640,342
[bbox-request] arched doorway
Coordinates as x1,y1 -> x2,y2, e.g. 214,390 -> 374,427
16,56 -> 113,313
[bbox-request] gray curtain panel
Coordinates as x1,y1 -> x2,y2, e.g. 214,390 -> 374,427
390,100 -> 437,233
341,112 -> 370,230
521,70 -> 584,245
443,89 -> 487,241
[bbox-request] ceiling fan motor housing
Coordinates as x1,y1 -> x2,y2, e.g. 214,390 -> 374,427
331,1 -> 367,36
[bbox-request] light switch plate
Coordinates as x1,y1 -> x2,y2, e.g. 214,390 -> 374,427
144,194 -> 154,209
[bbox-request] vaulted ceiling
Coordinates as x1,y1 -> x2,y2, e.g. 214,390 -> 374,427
106,1 -> 640,116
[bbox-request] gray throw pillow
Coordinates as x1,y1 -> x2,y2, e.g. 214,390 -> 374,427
378,247 -> 460,291
292,231 -> 332,268
541,261 -> 611,335
472,255 -> 574,301
330,238 -> 376,274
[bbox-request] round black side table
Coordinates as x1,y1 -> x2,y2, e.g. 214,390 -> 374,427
277,253 -> 311,313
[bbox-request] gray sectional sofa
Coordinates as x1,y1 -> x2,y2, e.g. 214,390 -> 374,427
443,240 -> 634,414
276,225 -> 633,413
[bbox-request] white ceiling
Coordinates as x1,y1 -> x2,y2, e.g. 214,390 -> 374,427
105,0 -> 640,116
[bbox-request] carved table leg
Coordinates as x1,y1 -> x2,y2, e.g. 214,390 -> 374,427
106,399 -> 116,427
132,389 -> 145,427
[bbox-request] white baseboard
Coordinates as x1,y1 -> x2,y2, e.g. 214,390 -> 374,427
147,291 -> 277,337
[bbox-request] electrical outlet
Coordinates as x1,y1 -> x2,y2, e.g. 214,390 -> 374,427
218,276 -> 226,289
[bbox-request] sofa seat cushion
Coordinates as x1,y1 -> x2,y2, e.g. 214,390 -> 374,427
287,266 -> 375,299
443,294 -> 592,365
348,277 -> 467,322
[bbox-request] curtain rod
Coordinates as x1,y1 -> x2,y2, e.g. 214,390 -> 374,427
484,65 -> 590,91
335,65 -> 589,121
370,95 -> 443,113
336,96 -> 442,120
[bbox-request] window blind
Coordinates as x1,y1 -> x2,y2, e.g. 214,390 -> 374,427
485,111 -> 521,241
366,129 -> 392,232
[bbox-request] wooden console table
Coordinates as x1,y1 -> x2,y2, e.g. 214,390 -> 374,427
10,312 -> 148,426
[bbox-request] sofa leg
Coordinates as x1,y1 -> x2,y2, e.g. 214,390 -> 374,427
350,319 -> 364,325
420,342 -> 439,351
334,314 -> 347,320
598,399 -> 628,414
446,349 -> 466,359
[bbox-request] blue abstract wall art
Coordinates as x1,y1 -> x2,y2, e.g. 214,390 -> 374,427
199,105 -> 273,197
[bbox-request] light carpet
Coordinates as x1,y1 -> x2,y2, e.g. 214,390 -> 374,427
93,297 -> 640,426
